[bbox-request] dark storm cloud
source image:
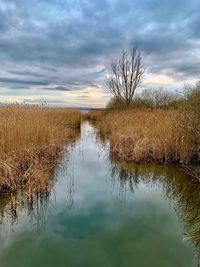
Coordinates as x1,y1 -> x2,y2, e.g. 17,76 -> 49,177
0,0 -> 200,101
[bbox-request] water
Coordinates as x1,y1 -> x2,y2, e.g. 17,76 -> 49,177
0,121 -> 199,267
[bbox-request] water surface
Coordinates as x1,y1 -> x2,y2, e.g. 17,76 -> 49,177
0,122 -> 199,267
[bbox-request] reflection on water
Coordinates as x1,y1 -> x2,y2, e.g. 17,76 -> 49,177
0,121 -> 199,266
109,160 -> 200,253
0,186 -> 52,231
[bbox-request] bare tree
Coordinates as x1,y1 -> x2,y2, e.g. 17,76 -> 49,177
106,47 -> 145,106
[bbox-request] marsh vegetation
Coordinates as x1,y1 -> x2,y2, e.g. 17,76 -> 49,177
0,106 -> 81,199
87,81 -> 200,180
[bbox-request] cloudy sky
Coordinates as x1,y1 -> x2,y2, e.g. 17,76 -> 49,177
0,0 -> 199,107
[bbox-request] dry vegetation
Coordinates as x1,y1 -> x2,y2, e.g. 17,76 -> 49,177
95,47 -> 199,178
0,106 -> 81,197
97,109 -> 195,162
83,109 -> 103,122
88,85 -> 200,178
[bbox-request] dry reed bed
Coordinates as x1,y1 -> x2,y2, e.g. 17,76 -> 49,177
0,106 -> 81,196
94,109 -> 199,166
83,109 -> 103,122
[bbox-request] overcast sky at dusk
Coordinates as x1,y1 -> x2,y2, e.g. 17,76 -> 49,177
0,0 -> 199,107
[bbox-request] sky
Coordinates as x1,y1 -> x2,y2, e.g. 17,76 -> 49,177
0,0 -> 199,107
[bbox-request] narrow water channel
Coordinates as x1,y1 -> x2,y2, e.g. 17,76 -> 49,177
0,121 -> 199,267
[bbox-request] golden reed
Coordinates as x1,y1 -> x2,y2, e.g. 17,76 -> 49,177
89,109 -> 199,167
0,106 -> 81,196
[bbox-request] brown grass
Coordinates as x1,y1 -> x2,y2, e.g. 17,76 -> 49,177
84,109 -> 104,122
0,106 -> 81,196
96,109 -> 199,166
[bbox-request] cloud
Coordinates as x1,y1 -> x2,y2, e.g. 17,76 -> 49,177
0,77 -> 49,86
43,86 -> 71,91
9,70 -> 46,78
23,98 -> 67,105
0,0 -> 199,106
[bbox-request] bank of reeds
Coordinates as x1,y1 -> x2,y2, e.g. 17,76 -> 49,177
0,106 -> 81,197
83,109 -> 103,122
88,84 -> 200,178
90,108 -> 199,177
